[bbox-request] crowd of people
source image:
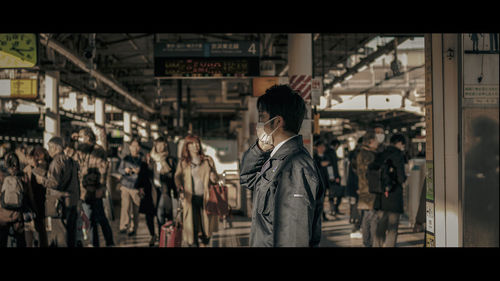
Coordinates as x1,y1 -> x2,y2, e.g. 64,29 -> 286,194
0,83 -> 410,248
0,125 -> 223,248
313,123 -> 408,247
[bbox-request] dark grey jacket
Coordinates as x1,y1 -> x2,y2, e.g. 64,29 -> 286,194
240,135 -> 325,247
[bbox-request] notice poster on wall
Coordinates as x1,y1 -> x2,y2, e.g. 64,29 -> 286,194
463,33 -> 499,106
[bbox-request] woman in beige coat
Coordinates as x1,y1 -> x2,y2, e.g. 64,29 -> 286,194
174,135 -> 219,247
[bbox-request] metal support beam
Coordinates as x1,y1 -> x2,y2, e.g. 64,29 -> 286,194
39,34 -> 156,114
325,36 -> 411,91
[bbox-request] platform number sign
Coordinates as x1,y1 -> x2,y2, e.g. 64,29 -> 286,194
248,42 -> 257,55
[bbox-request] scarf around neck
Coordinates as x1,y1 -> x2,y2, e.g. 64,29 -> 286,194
150,148 -> 171,174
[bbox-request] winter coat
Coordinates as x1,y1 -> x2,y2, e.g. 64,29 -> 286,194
240,135 -> 325,247
0,171 -> 34,235
118,155 -> 142,189
174,155 -> 219,246
149,148 -> 177,197
372,145 -> 407,214
40,152 -> 80,207
354,145 -> 377,210
346,147 -> 360,197
72,144 -> 108,202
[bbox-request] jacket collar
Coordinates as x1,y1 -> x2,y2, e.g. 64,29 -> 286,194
269,135 -> 303,161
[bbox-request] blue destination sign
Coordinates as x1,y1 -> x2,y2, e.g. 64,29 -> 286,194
155,41 -> 260,58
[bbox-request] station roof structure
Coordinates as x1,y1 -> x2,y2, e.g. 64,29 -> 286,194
25,33 -> 425,131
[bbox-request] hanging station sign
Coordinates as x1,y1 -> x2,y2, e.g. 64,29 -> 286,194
0,33 -> 38,68
154,41 -> 260,78
0,78 -> 38,99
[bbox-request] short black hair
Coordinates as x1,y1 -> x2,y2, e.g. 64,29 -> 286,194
155,136 -> 166,143
129,137 -> 141,145
257,84 -> 306,134
330,139 -> 340,147
314,139 -> 325,147
5,152 -> 20,174
81,127 -> 96,144
390,133 -> 406,145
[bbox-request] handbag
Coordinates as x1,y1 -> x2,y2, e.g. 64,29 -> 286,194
206,183 -> 230,218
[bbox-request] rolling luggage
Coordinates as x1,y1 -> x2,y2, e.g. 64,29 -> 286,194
159,207 -> 182,247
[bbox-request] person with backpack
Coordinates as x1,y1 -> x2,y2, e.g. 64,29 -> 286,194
0,152 -> 32,247
73,127 -> 114,247
369,133 -> 407,247
147,136 -> 178,246
354,132 -> 379,247
35,137 -> 79,247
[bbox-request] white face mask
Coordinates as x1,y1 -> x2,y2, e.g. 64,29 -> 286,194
376,133 -> 385,144
256,116 -> 280,146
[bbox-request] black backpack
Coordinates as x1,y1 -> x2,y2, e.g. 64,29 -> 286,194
367,154 -> 397,194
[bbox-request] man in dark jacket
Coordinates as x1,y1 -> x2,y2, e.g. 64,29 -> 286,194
36,137 -> 79,247
370,133 -> 407,247
240,85 -> 325,247
325,139 -> 343,216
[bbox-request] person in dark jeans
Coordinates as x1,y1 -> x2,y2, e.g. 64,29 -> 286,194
81,196 -> 114,247
371,134 -> 407,247
74,128 -> 114,247
147,137 -> 178,246
326,139 -> 343,216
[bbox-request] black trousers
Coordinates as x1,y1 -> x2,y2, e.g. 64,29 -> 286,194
0,225 -> 26,248
191,195 -> 209,246
64,206 -> 78,247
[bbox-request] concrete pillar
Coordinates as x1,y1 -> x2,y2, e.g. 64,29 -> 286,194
94,97 -> 107,149
123,111 -> 131,142
288,33 -> 313,155
43,72 -> 60,149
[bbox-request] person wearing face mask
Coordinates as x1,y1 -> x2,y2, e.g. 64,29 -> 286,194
174,134 -> 219,247
370,133 -> 407,247
374,124 -> 386,153
240,85 -> 325,247
354,132 -> 379,247
73,127 -> 114,247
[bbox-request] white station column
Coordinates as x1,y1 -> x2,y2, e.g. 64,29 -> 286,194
43,72 -> 60,149
288,33 -> 313,155
94,97 -> 107,150
123,111 -> 132,143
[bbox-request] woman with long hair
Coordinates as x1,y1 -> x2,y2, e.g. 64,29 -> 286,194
174,135 -> 219,247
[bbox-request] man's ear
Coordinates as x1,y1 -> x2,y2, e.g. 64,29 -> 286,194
276,115 -> 285,128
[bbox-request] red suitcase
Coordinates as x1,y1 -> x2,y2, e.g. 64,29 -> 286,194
159,208 -> 183,247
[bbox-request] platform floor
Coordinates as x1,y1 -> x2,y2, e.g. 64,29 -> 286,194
94,197 -> 424,248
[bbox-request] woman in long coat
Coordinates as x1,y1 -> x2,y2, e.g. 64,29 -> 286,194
174,135 -> 219,247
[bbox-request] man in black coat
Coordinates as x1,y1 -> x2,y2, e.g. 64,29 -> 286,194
325,139 -> 343,216
370,133 -> 407,247
240,85 -> 325,247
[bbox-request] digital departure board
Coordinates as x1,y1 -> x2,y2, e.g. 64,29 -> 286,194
154,57 -> 260,77
154,41 -> 260,78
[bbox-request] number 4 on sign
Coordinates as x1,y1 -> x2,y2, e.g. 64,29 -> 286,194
248,43 -> 256,55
